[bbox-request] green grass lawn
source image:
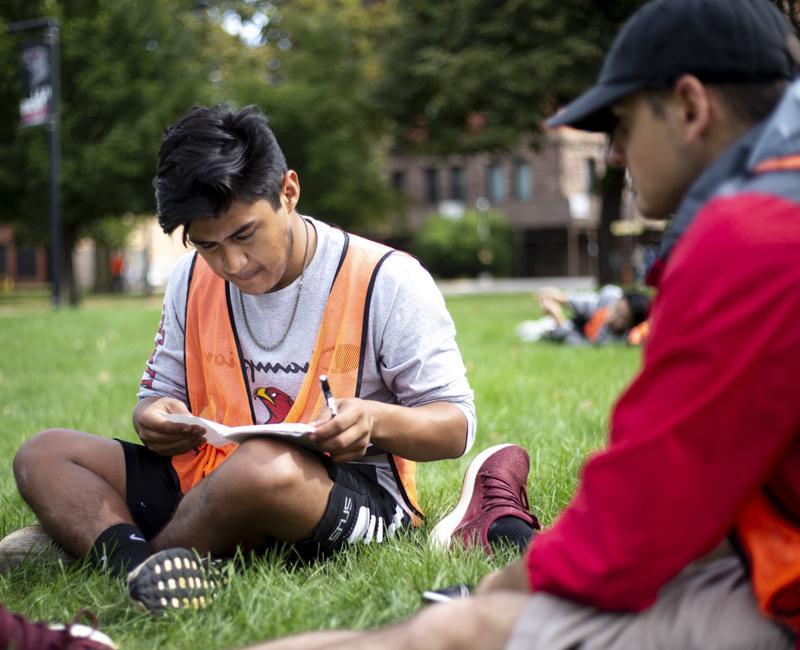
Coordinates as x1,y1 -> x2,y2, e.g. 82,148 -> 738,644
0,293 -> 642,649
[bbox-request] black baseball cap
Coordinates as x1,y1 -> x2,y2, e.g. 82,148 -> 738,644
547,0 -> 800,132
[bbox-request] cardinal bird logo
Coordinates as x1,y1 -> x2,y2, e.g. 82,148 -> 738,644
254,386 -> 294,424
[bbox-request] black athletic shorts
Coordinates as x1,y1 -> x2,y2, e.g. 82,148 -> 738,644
116,439 -> 408,556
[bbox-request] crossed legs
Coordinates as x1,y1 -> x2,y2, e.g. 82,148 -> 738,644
13,428 -> 334,559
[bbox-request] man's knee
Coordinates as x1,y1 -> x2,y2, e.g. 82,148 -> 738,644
210,440 -> 320,499
13,428 -> 124,499
13,428 -> 67,493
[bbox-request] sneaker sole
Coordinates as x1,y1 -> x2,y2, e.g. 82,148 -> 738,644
429,443 -> 515,548
127,548 -> 220,614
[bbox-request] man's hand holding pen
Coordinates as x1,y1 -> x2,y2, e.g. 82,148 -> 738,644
312,374 -> 374,462
311,396 -> 375,462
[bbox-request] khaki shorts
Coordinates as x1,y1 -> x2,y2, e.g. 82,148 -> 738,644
507,552 -> 794,650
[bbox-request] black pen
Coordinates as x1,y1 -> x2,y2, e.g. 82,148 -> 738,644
319,374 -> 338,416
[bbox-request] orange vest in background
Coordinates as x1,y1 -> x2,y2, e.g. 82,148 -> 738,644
173,232 -> 423,522
627,320 -> 650,346
583,306 -> 609,343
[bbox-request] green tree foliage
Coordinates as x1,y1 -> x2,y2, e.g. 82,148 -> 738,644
412,210 -> 515,278
0,0 -> 401,304
376,0 -> 645,155
377,0 -> 798,157
0,0 -> 216,301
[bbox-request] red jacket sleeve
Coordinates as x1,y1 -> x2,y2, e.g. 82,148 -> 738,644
527,193 -> 800,610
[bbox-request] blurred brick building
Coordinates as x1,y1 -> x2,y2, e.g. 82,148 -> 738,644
0,225 -> 47,286
386,128 -> 607,277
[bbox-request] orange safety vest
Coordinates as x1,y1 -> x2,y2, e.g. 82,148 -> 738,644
736,152 -> 800,630
172,231 -> 423,523
737,491 -> 800,630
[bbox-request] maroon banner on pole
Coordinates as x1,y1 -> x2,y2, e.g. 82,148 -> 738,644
19,40 -> 54,127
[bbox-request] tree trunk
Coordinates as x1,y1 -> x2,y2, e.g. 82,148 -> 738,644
597,166 -> 625,286
95,244 -> 112,294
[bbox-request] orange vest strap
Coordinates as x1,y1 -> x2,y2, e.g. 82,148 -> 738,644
184,254 -> 254,425
754,155 -> 800,174
736,490 -> 800,630
172,254 -> 244,493
583,306 -> 609,343
284,232 -> 392,424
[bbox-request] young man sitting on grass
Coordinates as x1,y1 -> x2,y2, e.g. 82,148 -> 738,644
5,104 -> 511,614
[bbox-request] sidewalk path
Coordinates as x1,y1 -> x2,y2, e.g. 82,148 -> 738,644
436,276 -> 595,297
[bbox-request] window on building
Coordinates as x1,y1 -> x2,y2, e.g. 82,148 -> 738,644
16,247 -> 36,278
514,159 -> 532,201
487,163 -> 506,203
450,166 -> 464,201
586,158 -> 598,193
390,170 -> 405,191
424,167 -> 440,204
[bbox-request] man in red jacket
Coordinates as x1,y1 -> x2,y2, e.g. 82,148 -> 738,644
245,0 -> 800,648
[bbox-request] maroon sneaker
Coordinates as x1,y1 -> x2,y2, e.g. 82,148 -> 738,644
0,605 -> 116,649
430,443 -> 539,553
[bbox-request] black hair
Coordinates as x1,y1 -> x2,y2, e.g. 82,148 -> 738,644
623,291 -> 651,328
154,104 -> 288,238
645,79 -> 788,126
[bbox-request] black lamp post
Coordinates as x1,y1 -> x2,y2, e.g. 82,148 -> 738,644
7,17 -> 61,308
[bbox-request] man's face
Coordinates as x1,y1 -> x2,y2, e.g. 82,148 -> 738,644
607,92 -> 699,219
187,197 -> 294,295
607,298 -> 633,335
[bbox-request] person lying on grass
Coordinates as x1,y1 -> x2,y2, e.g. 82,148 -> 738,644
516,284 -> 650,346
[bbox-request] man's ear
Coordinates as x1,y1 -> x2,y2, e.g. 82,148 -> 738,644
672,74 -> 712,143
281,170 -> 301,212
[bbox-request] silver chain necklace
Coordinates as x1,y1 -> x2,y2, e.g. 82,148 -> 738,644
238,217 -> 311,352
